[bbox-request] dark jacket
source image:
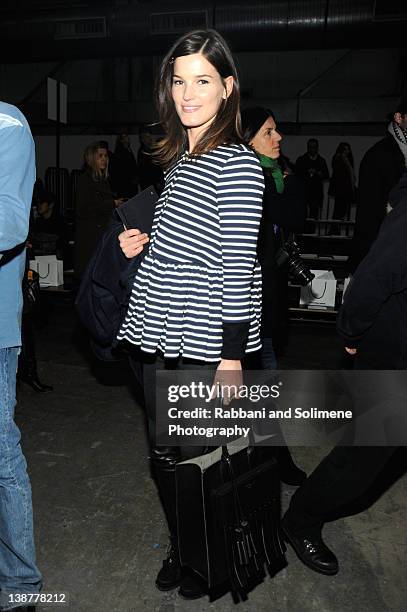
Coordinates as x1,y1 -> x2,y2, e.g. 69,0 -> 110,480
295,153 -> 329,200
75,186 -> 158,361
257,172 -> 306,348
337,172 -> 407,368
348,134 -> 405,273
74,170 -> 115,278
75,215 -> 142,360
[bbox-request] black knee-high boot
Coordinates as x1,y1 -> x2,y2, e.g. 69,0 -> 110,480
150,446 -> 179,536
18,313 -> 53,392
150,446 -> 183,591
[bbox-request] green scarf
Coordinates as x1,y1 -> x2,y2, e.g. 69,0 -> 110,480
257,153 -> 284,194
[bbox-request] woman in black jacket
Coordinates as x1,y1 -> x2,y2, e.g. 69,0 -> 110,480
241,107 -> 307,368
241,107 -> 307,486
74,142 -> 123,279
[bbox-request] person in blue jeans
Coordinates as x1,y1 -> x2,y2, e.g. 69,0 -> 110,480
0,101 -> 42,611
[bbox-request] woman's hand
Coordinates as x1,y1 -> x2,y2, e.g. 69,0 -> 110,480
118,228 -> 149,258
212,359 -> 242,406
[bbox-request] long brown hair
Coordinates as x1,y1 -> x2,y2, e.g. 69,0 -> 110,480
154,29 -> 242,168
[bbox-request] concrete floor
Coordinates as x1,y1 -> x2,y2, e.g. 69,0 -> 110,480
15,301 -> 407,612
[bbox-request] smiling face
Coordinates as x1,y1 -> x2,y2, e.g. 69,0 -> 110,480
250,116 -> 282,159
171,53 -> 233,145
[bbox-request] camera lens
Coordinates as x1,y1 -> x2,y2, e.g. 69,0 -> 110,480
288,258 -> 315,286
284,240 -> 315,286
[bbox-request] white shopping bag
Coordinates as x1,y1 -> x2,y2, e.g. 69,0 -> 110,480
29,255 -> 64,287
300,270 -> 337,309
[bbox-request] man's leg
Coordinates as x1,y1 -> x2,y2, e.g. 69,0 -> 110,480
282,445 -> 397,575
0,347 -> 41,609
286,445 -> 397,532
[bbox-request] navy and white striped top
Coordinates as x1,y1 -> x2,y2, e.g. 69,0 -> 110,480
117,143 -> 264,362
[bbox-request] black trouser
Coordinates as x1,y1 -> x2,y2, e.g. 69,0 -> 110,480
138,354 -> 217,539
285,445 -> 398,535
286,353 -> 403,534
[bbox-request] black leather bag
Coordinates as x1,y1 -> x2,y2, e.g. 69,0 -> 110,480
175,438 -> 285,601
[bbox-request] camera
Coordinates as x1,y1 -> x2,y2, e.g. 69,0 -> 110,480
275,237 -> 315,286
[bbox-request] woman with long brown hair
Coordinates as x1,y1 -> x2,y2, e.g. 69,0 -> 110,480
117,30 -> 264,598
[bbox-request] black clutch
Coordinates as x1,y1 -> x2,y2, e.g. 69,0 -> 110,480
115,185 -> 158,232
175,439 -> 285,601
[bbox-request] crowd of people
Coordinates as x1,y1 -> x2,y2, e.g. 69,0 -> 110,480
69,133 -> 357,285
0,25 -> 406,609
69,128 -> 367,286
114,29 -> 407,598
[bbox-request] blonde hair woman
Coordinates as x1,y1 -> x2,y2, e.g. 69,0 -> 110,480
74,141 -> 122,278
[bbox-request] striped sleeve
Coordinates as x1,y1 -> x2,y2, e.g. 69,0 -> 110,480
217,147 -> 264,350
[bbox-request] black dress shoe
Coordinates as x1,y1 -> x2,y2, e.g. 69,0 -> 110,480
155,542 -> 183,591
178,572 -> 206,600
18,374 -> 53,393
281,517 -> 339,575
